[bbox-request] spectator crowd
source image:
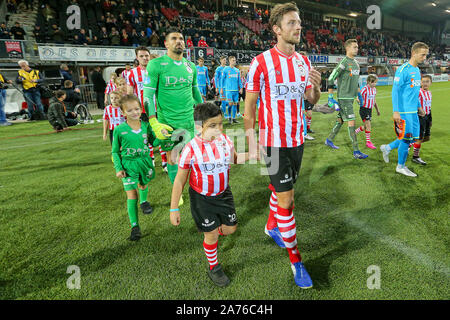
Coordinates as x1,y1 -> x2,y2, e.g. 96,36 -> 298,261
0,0 -> 447,60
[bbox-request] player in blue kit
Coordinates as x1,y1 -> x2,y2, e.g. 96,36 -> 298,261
196,57 -> 210,102
221,56 -> 243,125
380,42 -> 429,177
214,56 -> 228,118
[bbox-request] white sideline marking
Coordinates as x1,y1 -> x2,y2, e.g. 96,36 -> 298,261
344,213 -> 450,277
0,134 -> 99,151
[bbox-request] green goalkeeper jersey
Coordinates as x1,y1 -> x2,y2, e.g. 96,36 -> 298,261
328,56 -> 360,100
112,121 -> 157,173
144,55 -> 203,124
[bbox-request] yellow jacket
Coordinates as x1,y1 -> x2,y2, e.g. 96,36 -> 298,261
18,69 -> 41,90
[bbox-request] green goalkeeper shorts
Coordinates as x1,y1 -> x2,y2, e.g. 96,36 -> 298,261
158,117 -> 196,152
337,99 -> 356,122
121,157 -> 155,191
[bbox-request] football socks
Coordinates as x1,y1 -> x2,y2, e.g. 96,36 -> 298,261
365,131 -> 371,143
139,186 -> 148,204
267,191 -> 278,230
413,143 -> 421,157
160,147 -> 167,167
328,120 -> 342,141
355,126 -> 364,134
203,241 -> 219,270
398,139 -> 410,167
388,139 -> 401,151
348,126 -> 359,151
276,206 -> 302,264
127,199 -> 139,228
306,115 -> 312,130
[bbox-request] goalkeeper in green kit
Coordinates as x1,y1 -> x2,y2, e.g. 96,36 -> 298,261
143,28 -> 203,205
325,39 -> 368,159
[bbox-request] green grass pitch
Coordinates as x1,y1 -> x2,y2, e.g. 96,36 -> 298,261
0,82 -> 449,300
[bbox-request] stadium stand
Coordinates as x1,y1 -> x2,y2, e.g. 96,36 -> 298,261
3,0 -> 446,60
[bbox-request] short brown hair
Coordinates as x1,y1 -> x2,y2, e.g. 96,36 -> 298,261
344,39 -> 358,49
64,80 -> 73,88
269,2 -> 299,35
228,55 -> 236,61
411,42 -> 429,53
422,74 -> 432,82
367,74 -> 378,83
119,94 -> 141,112
135,46 -> 150,56
55,90 -> 66,99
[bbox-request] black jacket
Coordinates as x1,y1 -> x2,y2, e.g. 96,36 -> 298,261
48,97 -> 68,127
62,88 -> 81,112
91,70 -> 106,92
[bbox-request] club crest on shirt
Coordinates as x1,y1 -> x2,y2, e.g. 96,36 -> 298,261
294,59 -> 307,77
184,62 -> 193,74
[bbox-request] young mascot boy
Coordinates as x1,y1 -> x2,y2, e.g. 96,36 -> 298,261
355,74 -> 380,149
412,74 -> 433,165
112,95 -> 158,241
170,102 -> 250,287
103,91 -> 125,144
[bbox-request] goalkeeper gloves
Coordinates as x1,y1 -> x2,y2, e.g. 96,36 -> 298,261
149,117 -> 173,140
328,94 -> 340,111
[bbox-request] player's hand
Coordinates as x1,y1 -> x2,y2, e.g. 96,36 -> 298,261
418,107 -> 426,117
393,111 -> 402,124
309,67 -> 321,89
377,110 -> 380,116
149,117 -> 173,140
116,170 -> 126,178
103,134 -> 107,141
170,210 -> 180,226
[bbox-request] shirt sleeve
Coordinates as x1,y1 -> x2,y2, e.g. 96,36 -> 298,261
418,90 -> 424,108
220,68 -> 226,89
328,59 -> 345,82
127,72 -> 134,87
361,86 -> 367,104
392,68 -> 405,113
103,107 -> 109,120
111,128 -> 123,173
246,57 -> 263,92
143,60 -> 159,116
178,144 -> 193,169
191,64 -> 203,104
303,55 -> 312,90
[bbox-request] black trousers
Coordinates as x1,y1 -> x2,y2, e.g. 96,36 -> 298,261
96,91 -> 105,109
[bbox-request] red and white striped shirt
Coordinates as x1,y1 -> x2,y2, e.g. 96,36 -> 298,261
105,80 -> 117,94
419,88 -> 432,115
103,104 -> 125,130
246,46 -> 312,148
360,85 -> 377,109
127,66 -> 148,109
121,69 -> 131,80
179,134 -> 235,197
